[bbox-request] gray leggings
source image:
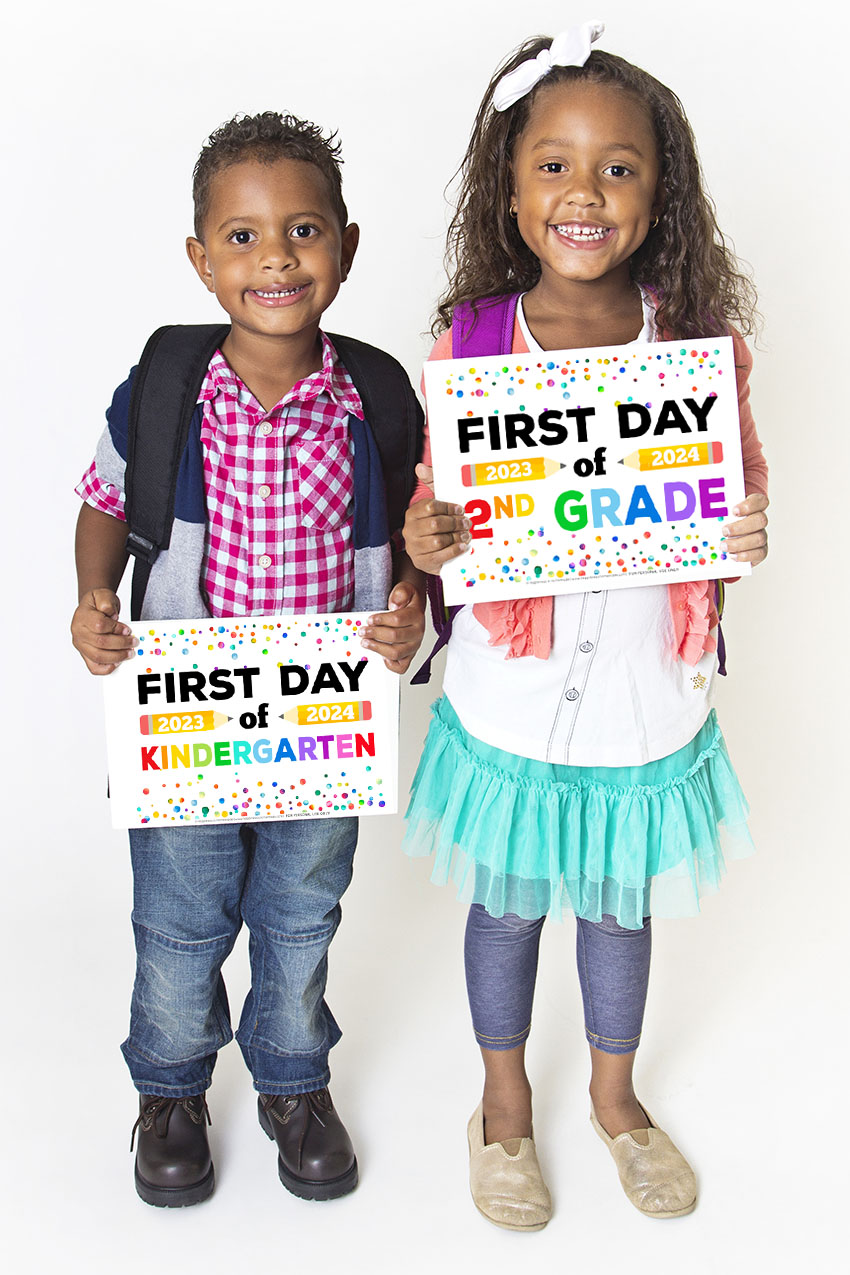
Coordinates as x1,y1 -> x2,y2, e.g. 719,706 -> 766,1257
464,905 -> 652,1056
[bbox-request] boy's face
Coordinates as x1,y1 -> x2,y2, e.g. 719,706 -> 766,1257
187,158 -> 358,344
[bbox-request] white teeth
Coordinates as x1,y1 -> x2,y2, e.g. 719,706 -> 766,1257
254,287 -> 302,297
555,224 -> 609,240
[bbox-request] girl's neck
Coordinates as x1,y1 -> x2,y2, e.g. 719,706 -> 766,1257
221,324 -> 324,413
522,266 -> 644,352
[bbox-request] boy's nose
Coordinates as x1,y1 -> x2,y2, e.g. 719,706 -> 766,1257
259,236 -> 297,270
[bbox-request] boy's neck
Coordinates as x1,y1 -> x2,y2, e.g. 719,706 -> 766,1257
220,323 -> 324,412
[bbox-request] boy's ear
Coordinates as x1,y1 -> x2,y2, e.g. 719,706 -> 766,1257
186,237 -> 215,292
340,223 -> 359,282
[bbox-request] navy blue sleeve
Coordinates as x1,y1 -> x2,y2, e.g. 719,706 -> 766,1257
104,366 -> 138,462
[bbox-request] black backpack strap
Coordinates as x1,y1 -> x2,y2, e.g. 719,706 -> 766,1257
125,323 -> 229,619
328,333 -> 423,534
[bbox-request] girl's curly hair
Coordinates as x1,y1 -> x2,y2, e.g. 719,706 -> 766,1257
192,111 -> 347,239
435,38 -> 756,340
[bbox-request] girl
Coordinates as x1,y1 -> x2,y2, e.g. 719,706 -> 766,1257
402,24 -> 768,1232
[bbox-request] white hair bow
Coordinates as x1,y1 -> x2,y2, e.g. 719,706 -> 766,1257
493,21 -> 605,112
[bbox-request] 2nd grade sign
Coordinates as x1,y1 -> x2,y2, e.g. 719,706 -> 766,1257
425,336 -> 749,604
103,614 -> 399,829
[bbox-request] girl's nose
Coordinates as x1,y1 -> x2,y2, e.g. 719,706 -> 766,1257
564,168 -> 602,207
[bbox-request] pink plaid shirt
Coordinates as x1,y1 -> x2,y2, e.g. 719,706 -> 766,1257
76,334 -> 363,617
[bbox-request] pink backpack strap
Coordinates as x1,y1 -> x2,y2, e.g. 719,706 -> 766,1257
452,294 -> 519,358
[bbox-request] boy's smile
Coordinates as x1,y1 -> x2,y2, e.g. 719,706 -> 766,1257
511,81 -> 660,294
187,158 -> 358,357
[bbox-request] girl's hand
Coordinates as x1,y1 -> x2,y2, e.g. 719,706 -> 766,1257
722,494 -> 769,566
403,464 -> 470,574
360,581 -> 426,674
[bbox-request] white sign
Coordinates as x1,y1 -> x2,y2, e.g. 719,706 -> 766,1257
425,336 -> 748,604
103,613 -> 399,828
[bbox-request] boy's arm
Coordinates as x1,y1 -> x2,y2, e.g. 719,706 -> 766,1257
360,550 -> 426,675
71,504 -> 136,675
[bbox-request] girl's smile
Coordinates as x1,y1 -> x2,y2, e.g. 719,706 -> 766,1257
511,81 -> 660,294
550,220 -> 615,248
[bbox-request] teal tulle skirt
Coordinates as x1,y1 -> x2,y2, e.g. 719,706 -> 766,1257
403,697 -> 753,929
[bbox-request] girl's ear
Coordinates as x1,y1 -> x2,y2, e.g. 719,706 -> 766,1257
186,237 -> 215,292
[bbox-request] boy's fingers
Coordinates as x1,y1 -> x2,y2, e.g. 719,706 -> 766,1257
362,636 -> 418,662
83,659 -> 121,676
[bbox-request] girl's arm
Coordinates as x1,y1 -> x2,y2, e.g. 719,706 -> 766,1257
404,329 -> 471,573
722,335 -> 769,568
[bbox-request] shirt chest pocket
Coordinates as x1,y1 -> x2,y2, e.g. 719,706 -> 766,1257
294,437 -> 354,531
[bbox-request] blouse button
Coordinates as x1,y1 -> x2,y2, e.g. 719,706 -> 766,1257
565,688 -> 580,702
579,641 -> 594,653
258,484 -> 272,499
259,422 -> 273,436
258,554 -> 272,569
678,601 -> 687,610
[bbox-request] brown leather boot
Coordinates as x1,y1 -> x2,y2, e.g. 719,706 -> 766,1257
131,1094 -> 214,1207
258,1089 -> 358,1200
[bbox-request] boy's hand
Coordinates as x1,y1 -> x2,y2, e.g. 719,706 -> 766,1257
71,589 -> 137,675
722,494 -> 769,567
403,463 -> 470,574
360,581 -> 426,674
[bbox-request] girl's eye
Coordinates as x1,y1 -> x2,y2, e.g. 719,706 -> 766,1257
229,230 -> 255,245
605,165 -> 632,178
541,162 -> 566,174
292,224 -> 317,239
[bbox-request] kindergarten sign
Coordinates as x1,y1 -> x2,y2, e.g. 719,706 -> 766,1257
103,614 -> 399,829
425,336 -> 749,604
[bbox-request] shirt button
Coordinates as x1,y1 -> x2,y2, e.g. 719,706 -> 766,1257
259,422 -> 273,436
565,688 -> 580,702
579,641 -> 594,653
258,554 -> 272,569
258,484 -> 271,499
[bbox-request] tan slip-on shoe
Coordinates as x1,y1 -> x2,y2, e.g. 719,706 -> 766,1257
590,1105 -> 697,1218
467,1102 -> 552,1232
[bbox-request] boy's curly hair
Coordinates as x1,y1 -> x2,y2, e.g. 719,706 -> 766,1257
193,111 -> 347,238
436,38 -> 756,340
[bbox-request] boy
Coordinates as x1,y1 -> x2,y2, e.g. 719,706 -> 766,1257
71,112 -> 425,1207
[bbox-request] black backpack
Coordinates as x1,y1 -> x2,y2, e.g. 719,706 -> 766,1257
124,324 -> 423,620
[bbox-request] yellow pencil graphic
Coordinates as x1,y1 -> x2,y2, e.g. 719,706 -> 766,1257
619,441 -> 724,472
280,701 -> 372,726
461,457 -> 565,487
139,711 -> 232,735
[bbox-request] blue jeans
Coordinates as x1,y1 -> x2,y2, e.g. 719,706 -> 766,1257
465,905 -> 652,1056
122,817 -> 358,1097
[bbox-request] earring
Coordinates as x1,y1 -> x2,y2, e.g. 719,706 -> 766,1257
509,206 -> 518,218
649,214 -> 660,229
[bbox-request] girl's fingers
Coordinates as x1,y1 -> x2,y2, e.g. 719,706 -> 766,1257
726,531 -> 768,554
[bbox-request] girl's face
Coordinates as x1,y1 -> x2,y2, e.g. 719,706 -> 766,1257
511,81 -> 661,291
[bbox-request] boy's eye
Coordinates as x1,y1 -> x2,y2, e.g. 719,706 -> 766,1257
291,224 -> 318,239
229,230 -> 255,245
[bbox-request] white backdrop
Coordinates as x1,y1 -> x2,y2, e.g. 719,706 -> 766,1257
2,1 -> 846,1271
